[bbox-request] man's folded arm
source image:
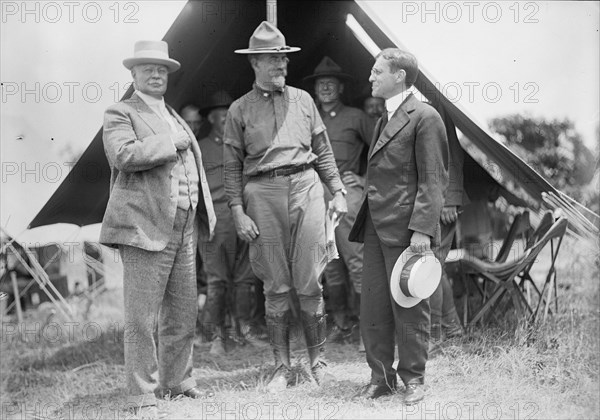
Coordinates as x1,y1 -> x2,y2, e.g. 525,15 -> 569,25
103,106 -> 178,173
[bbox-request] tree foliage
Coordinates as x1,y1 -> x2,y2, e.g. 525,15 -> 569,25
489,114 -> 597,203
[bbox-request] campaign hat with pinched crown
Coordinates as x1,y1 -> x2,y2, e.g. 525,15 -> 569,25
235,21 -> 300,54
303,56 -> 353,83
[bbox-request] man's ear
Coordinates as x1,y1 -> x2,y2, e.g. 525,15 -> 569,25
395,69 -> 406,85
207,112 -> 216,125
339,82 -> 345,95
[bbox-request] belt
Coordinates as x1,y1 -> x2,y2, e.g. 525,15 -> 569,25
256,164 -> 312,178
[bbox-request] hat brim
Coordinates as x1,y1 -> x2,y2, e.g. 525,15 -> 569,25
123,57 -> 181,73
303,72 -> 354,84
234,46 -> 301,54
200,104 -> 231,116
390,249 -> 441,308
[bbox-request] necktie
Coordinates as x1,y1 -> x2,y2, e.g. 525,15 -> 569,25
377,112 -> 389,139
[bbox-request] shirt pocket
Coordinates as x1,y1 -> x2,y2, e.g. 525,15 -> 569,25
293,109 -> 313,149
245,120 -> 273,157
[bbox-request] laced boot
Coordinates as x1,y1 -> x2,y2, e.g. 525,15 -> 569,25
302,312 -> 336,387
239,319 -> 269,348
327,284 -> 351,343
235,285 -> 269,348
209,326 -> 226,355
265,311 -> 292,393
428,323 -> 442,359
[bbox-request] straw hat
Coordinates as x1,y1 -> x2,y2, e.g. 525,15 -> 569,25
389,248 -> 441,308
123,40 -> 180,73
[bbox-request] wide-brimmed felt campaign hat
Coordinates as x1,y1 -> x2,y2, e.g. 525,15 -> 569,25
200,90 -> 233,116
390,248 -> 441,308
235,21 -> 300,54
303,56 -> 353,84
123,40 -> 180,73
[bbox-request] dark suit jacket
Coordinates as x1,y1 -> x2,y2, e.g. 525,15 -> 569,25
349,93 -> 449,247
100,93 -> 216,251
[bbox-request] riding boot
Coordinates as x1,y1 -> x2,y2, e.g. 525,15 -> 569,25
301,312 -> 336,386
235,284 -> 268,348
265,311 -> 292,392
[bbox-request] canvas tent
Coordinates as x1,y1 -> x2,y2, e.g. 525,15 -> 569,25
28,0 -> 597,238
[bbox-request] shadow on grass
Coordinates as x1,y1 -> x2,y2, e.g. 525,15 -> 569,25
15,330 -> 124,371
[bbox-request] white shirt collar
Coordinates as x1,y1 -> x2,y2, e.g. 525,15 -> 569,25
385,88 -> 413,119
136,90 -> 166,108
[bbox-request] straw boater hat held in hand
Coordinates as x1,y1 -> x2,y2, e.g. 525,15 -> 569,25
235,21 -> 300,54
390,249 -> 442,308
123,40 -> 181,73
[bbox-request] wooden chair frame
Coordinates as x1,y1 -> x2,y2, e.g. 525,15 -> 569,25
457,217 -> 567,326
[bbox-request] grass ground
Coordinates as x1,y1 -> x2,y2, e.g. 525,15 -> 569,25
1,236 -> 598,419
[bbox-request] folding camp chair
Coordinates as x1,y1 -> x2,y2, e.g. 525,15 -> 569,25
526,210 -> 554,249
448,211 -> 531,326
494,211 -> 532,263
456,217 -> 567,326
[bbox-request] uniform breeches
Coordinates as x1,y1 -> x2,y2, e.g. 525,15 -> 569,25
243,168 -> 327,315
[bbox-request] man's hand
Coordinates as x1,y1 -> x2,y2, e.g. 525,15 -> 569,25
328,191 -> 348,220
440,206 -> 459,225
231,205 -> 259,242
173,131 -> 191,151
341,171 -> 365,189
410,231 -> 431,253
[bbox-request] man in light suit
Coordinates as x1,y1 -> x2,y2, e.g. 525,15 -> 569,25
100,40 -> 216,412
349,48 -> 448,404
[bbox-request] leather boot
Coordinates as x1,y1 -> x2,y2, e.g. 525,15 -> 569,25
301,312 -> 336,386
209,326 -> 226,355
235,284 -> 268,348
265,311 -> 292,393
327,284 -> 351,343
428,323 -> 442,358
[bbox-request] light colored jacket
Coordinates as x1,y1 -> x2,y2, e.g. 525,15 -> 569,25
100,93 -> 216,251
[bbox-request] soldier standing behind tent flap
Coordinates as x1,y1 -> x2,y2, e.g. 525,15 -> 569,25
197,90 -> 267,355
303,57 -> 374,349
99,40 -> 216,413
223,21 -> 348,393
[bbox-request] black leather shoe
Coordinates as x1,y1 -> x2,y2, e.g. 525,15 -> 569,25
353,383 -> 395,399
167,386 -> 214,400
403,383 -> 425,405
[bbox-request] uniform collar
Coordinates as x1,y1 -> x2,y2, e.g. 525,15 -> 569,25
319,101 -> 344,118
253,82 -> 286,97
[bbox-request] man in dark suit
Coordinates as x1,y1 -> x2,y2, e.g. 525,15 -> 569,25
349,48 -> 449,404
100,40 -> 216,414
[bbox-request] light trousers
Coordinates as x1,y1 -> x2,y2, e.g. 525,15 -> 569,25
120,207 -> 198,407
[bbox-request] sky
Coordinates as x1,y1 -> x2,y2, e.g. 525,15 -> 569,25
1,1 -> 599,241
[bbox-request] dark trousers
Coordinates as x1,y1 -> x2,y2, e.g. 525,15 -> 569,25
360,211 -> 430,386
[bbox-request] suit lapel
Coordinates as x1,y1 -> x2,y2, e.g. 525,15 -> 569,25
128,93 -> 170,135
368,93 -> 417,159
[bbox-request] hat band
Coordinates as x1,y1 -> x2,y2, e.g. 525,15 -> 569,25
399,255 -> 421,298
249,45 -> 292,52
133,49 -> 172,60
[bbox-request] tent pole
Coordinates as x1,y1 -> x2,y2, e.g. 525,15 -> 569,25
10,271 -> 23,324
9,244 -> 73,321
267,0 -> 277,25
